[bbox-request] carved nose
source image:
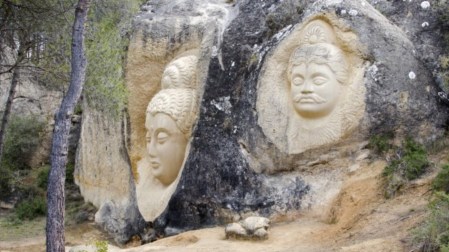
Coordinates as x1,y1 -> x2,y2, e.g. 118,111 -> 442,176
147,140 -> 157,157
301,81 -> 313,94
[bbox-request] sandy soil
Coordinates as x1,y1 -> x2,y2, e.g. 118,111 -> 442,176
1,151 -> 445,252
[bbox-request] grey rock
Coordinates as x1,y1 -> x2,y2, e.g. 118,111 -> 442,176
225,217 -> 270,240
74,0 -> 449,241
95,200 -> 146,244
253,228 -> 269,240
241,217 -> 270,233
225,223 -> 247,239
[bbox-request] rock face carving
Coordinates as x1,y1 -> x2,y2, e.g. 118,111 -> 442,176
136,55 -> 199,221
257,18 -> 365,154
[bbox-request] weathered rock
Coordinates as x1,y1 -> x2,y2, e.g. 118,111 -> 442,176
241,217 -> 270,233
152,0 -> 447,234
225,217 -> 270,240
74,0 -> 449,241
253,228 -> 269,241
225,223 -> 247,239
75,101 -> 146,243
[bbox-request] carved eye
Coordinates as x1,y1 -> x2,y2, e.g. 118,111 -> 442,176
292,77 -> 304,86
145,132 -> 152,143
157,132 -> 169,144
313,77 -> 328,85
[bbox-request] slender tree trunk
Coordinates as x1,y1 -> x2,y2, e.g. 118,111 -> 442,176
0,46 -> 23,173
46,0 -> 89,251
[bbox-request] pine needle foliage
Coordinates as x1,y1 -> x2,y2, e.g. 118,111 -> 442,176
83,0 -> 142,116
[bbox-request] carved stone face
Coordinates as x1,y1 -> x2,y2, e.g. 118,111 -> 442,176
145,112 -> 188,185
290,62 -> 341,118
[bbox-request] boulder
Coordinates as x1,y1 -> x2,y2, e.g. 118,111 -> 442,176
225,216 -> 270,240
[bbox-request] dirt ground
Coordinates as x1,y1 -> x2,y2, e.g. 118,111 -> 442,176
0,151 -> 446,252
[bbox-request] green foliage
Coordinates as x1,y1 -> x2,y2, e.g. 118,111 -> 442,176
83,0 -> 142,116
38,162 -> 74,190
66,162 -> 75,185
37,165 -> 50,189
433,163 -> 449,193
15,196 -> 47,220
91,239 -> 108,252
383,137 -> 429,180
0,166 -> 13,196
369,134 -> 391,155
412,192 -> 449,252
0,115 -> 45,195
2,115 -> 46,170
382,137 -> 430,199
74,104 -> 83,115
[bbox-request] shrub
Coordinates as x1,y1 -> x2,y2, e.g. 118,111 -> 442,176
0,115 -> 45,195
37,165 -> 50,189
0,166 -> 13,196
15,196 -> 47,220
66,163 -> 75,185
369,134 -> 391,155
412,192 -> 449,252
91,239 -> 108,252
383,137 -> 429,180
433,163 -> 449,193
382,137 -> 429,198
74,103 -> 83,115
1,115 -> 46,171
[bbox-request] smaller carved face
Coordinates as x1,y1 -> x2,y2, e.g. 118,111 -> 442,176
290,62 -> 341,118
145,113 -> 188,185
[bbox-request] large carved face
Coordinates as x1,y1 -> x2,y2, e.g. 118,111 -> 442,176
145,112 -> 188,185
290,62 -> 341,118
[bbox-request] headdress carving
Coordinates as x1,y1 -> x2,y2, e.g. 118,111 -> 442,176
147,55 -> 199,138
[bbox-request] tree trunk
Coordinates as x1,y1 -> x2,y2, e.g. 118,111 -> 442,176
46,0 -> 90,251
0,45 -> 24,175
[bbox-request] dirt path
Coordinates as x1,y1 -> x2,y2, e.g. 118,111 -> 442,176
1,152 -> 445,252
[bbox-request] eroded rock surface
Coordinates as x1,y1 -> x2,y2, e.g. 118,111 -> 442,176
74,0 -> 449,242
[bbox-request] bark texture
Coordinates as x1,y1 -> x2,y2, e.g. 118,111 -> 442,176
46,0 -> 90,251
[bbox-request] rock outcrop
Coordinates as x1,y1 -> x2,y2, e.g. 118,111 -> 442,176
75,0 -> 449,243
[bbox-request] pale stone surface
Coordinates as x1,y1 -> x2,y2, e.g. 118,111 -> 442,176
225,217 -> 270,240
241,216 -> 270,232
125,0 -> 229,224
257,17 -> 366,154
135,54 -> 199,221
75,101 -> 144,243
224,223 -> 246,239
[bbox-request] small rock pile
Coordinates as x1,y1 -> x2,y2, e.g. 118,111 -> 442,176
225,217 -> 270,240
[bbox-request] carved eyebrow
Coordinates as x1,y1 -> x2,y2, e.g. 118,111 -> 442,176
292,73 -> 305,79
311,72 -> 329,79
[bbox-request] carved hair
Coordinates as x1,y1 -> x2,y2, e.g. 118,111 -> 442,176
161,56 -> 198,89
146,89 -> 197,137
146,55 -> 199,137
288,43 -> 349,85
